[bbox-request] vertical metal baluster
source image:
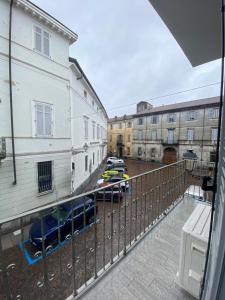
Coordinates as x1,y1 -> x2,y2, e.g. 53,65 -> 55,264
56,205 -> 62,285
139,175 -> 143,236
83,199 -> 87,286
110,186 -> 114,265
94,192 -> 98,279
71,201 -> 77,297
41,213 -> 49,299
20,217 -> 28,299
129,179 -> 133,246
157,171 -> 160,218
134,177 -> 138,241
103,189 -> 106,270
117,186 -> 121,257
0,224 -> 11,300
123,181 -> 127,256
144,191 -> 147,233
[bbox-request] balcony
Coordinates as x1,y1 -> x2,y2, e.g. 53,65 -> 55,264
0,160 -> 212,299
162,138 -> 179,146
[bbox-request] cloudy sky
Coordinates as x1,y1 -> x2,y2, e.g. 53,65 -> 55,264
33,0 -> 221,117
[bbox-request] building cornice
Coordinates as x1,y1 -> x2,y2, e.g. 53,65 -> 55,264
10,0 -> 78,44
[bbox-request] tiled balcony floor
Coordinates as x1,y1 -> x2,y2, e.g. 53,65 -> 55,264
80,196 -> 197,300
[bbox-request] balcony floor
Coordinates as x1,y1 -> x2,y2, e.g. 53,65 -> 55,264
81,196 -> 197,300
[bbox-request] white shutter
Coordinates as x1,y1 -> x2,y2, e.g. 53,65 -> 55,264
44,105 -> 52,136
34,26 -> 42,52
43,31 -> 50,56
36,103 -> 44,135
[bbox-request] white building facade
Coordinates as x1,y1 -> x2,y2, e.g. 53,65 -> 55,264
0,0 -> 107,219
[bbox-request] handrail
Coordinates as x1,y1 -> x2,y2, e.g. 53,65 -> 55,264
0,160 -> 185,224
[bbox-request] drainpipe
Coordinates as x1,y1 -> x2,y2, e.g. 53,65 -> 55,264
9,0 -> 17,185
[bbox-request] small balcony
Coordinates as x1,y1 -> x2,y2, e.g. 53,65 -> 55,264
0,160 -> 213,299
162,138 -> 179,146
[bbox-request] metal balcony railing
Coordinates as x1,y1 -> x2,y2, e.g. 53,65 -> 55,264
0,160 -> 213,299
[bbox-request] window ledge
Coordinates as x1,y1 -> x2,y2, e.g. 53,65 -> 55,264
38,189 -> 54,197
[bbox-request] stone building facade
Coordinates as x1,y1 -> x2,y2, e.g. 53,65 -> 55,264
132,97 -> 219,164
107,115 -> 133,158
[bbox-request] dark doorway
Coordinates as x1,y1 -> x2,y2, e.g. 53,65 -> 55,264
163,147 -> 177,164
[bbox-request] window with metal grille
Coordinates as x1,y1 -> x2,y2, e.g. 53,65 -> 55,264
138,147 -> 142,156
167,113 -> 176,123
209,108 -> 219,119
210,151 -> 216,163
37,161 -> 52,193
85,155 -> 88,172
34,25 -> 50,56
34,102 -> 53,137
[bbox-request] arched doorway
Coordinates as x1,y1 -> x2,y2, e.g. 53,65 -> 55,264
163,147 -> 177,164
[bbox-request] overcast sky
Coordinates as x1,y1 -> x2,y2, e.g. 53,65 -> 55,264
33,0 -> 221,117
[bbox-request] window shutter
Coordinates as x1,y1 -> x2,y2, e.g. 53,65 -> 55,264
34,26 -> 42,52
36,103 -> 44,135
43,31 -> 50,56
44,105 -> 52,136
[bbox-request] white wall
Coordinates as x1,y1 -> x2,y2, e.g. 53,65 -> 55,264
70,64 -> 107,192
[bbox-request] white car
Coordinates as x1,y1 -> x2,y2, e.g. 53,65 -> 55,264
107,157 -> 124,164
184,185 -> 207,201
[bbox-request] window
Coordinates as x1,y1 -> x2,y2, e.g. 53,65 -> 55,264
210,151 -> 216,163
187,128 -> 194,141
34,102 -> 53,137
38,161 -> 52,193
138,118 -> 143,125
138,147 -> 142,156
84,117 -> 89,139
34,25 -> 50,56
110,124 -> 113,130
119,123 -> 122,129
127,121 -> 132,128
92,121 -> 95,139
97,124 -> 100,139
84,90 -> 87,99
85,155 -> 88,172
151,115 -> 159,124
138,130 -> 143,140
93,152 -> 95,165
209,108 -> 219,119
151,148 -> 156,158
127,147 -> 130,155
167,113 -> 176,123
127,134 -> 131,142
187,111 -> 197,121
151,129 -> 157,141
110,135 -> 112,142
167,129 -> 174,143
211,128 -> 218,142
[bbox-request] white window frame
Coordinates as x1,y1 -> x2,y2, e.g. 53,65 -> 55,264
84,116 -> 89,139
33,101 -> 54,137
92,121 -> 95,140
187,128 -> 194,141
33,24 -> 51,57
167,113 -> 176,123
151,129 -> 157,141
211,128 -> 218,143
186,110 -> 197,121
209,108 -> 219,119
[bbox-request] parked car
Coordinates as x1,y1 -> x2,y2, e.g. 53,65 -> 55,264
101,170 -> 129,181
97,175 -> 129,192
29,196 -> 97,249
106,162 -> 127,170
107,157 -> 124,164
184,185 -> 207,201
96,179 -> 123,202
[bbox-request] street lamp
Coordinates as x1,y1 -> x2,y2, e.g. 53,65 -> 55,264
183,149 -> 197,172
